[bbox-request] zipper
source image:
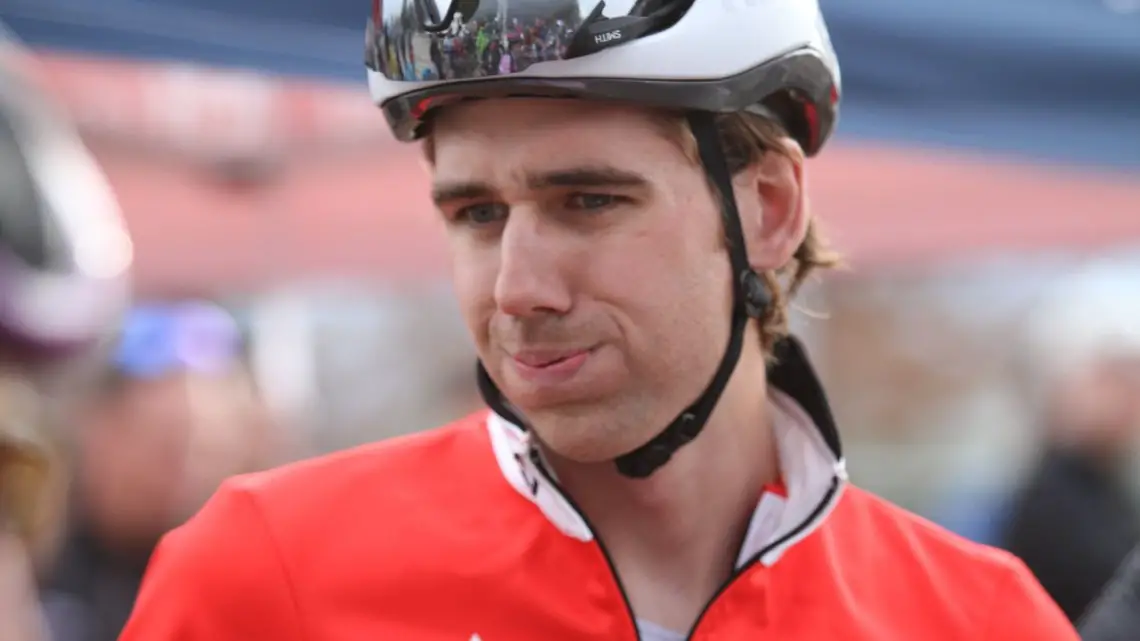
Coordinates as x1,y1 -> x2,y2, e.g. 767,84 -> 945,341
529,449 -> 643,641
684,477 -> 842,640
530,447 -> 842,641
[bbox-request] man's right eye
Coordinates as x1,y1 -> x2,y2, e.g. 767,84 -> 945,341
454,203 -> 508,225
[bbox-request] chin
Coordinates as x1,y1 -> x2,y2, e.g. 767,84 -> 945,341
527,407 -> 653,465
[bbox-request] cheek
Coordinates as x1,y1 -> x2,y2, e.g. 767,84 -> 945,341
585,216 -> 731,360
448,240 -> 498,349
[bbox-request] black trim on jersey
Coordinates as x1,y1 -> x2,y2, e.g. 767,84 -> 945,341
686,476 -> 841,638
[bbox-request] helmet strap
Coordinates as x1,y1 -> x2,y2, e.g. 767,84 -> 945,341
613,111 -> 767,477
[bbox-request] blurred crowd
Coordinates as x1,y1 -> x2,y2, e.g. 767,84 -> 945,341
2,293 -> 480,640
936,261 -> 1140,622
37,302 -> 278,637
6,262 -> 1140,641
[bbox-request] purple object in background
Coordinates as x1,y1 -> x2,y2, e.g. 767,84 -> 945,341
113,301 -> 242,379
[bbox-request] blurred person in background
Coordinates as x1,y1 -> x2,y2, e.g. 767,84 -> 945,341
1079,544 -> 1140,641
0,21 -> 133,641
999,260 -> 1140,622
38,301 -> 281,641
121,1 -> 1075,639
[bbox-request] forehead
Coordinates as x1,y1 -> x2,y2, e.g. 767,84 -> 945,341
429,99 -> 692,182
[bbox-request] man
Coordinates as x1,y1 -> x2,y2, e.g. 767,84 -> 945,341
1000,259 -> 1140,622
120,1 -> 1077,639
40,301 -> 278,641
1080,545 -> 1140,641
0,22 -> 132,640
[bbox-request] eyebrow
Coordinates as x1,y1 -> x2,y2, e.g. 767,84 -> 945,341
430,165 -> 650,207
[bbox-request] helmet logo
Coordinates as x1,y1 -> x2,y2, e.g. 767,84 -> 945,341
593,30 -> 622,45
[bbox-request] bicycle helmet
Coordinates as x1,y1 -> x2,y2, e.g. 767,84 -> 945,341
0,26 -> 132,362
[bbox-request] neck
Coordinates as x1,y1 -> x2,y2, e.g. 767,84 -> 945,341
546,353 -> 778,631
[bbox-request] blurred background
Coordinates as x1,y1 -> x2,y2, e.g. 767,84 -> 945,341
0,0 -> 1138,637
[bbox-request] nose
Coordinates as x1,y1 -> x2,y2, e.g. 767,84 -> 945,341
494,212 -> 572,318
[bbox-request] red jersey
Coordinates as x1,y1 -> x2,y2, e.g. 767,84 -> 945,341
120,341 -> 1077,640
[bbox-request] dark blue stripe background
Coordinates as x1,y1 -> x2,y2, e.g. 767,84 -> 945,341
3,0 -> 1138,169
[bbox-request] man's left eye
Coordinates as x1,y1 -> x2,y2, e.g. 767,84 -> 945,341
566,194 -> 622,211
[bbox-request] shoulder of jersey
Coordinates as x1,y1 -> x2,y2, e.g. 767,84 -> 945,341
834,486 -> 1031,589
226,410 -> 494,510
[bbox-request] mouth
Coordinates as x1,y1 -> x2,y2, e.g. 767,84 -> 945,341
508,348 -> 592,384
511,349 -> 590,368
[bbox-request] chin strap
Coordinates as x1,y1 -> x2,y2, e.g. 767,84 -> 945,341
477,111 -> 770,479
612,111 -> 768,478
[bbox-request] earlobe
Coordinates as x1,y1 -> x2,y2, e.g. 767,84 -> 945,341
736,138 -> 808,272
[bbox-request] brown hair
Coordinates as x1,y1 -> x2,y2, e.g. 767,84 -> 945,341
0,376 -> 68,565
665,112 -> 841,354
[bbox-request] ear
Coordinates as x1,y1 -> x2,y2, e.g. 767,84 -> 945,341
732,137 -> 808,272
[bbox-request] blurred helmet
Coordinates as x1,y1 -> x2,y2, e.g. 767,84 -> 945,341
366,0 -> 841,155
0,24 -> 132,542
0,25 -> 132,364
1024,255 -> 1140,395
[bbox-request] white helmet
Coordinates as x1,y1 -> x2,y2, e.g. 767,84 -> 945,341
366,0 -> 841,155
0,24 -> 132,359
1023,256 -> 1140,401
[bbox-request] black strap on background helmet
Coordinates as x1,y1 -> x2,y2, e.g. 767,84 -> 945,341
478,110 -> 770,479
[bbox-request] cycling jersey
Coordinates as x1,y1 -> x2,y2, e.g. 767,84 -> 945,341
119,338 -> 1077,640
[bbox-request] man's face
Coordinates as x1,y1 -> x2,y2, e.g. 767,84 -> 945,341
430,99 -> 736,463
1053,354 -> 1140,454
79,369 -> 273,547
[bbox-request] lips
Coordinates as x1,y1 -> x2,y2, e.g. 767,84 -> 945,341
509,348 -> 591,385
512,350 -> 587,368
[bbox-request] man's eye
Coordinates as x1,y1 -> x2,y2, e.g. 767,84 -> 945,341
566,193 -> 624,211
455,203 -> 508,225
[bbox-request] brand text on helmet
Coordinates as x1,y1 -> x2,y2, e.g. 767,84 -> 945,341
593,30 -> 622,45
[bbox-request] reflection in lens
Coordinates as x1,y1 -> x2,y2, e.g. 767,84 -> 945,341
374,0 -> 589,81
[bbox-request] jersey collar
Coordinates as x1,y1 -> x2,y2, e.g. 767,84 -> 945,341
485,335 -> 847,566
